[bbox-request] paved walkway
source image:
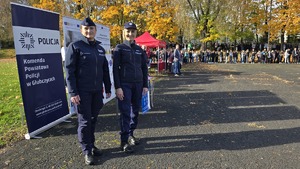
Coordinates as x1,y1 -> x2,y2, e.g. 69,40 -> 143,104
1,63 -> 300,169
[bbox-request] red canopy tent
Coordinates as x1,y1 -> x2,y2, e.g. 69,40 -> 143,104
135,32 -> 167,72
135,32 -> 166,48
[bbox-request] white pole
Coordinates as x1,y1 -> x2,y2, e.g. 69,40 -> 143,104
157,47 -> 160,74
25,113 -> 73,139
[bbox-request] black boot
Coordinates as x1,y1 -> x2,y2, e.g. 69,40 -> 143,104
84,153 -> 94,165
120,142 -> 133,153
92,146 -> 103,156
128,136 -> 140,145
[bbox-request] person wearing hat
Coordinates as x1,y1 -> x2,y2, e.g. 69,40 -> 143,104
65,17 -> 111,165
113,22 -> 148,153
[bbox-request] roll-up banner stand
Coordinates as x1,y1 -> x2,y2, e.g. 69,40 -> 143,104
11,3 -> 69,139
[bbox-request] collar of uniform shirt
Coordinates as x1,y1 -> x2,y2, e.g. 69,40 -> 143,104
82,37 -> 100,46
123,40 -> 136,48
88,40 -> 96,45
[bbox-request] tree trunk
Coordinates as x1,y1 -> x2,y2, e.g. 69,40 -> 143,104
234,39 -> 237,50
241,38 -> 244,50
280,31 -> 284,51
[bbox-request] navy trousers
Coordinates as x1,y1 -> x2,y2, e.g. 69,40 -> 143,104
77,90 -> 103,155
118,82 -> 143,143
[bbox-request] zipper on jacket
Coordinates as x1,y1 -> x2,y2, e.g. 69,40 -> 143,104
94,48 -> 98,89
123,65 -> 126,77
132,48 -> 136,80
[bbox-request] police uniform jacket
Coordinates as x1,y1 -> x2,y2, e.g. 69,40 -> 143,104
65,38 -> 111,97
113,40 -> 148,89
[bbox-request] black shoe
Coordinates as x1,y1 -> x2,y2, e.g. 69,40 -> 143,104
128,136 -> 140,145
84,153 -> 94,165
92,146 -> 103,156
120,142 -> 133,153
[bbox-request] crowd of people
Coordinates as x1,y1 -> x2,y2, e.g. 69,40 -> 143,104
144,46 -> 300,76
193,48 -> 300,64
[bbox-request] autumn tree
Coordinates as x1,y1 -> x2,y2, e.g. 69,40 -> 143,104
2,0 -> 178,47
93,0 -> 178,45
280,0 -> 300,36
217,0 -> 255,49
0,0 -> 32,48
171,0 -> 195,44
0,0 -> 13,48
4,0 -> 300,50
144,0 -> 178,42
268,0 -> 300,50
248,0 -> 300,50
32,0 -> 60,12
182,0 -> 224,50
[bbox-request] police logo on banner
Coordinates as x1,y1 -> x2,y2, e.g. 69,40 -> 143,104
19,31 -> 35,50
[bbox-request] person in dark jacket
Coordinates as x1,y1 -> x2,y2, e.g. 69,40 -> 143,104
233,50 -> 238,63
65,17 -> 111,165
113,22 -> 148,153
292,47 -> 298,64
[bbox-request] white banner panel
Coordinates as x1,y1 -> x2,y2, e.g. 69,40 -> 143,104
13,26 -> 60,55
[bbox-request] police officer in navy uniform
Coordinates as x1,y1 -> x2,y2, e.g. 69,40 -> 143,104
65,17 -> 111,165
113,22 -> 148,153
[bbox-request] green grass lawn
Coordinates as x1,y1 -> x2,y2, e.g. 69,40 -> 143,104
0,49 -> 27,148
0,48 -> 16,59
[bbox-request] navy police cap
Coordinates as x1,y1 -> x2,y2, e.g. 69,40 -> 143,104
124,22 -> 137,30
81,17 -> 96,26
